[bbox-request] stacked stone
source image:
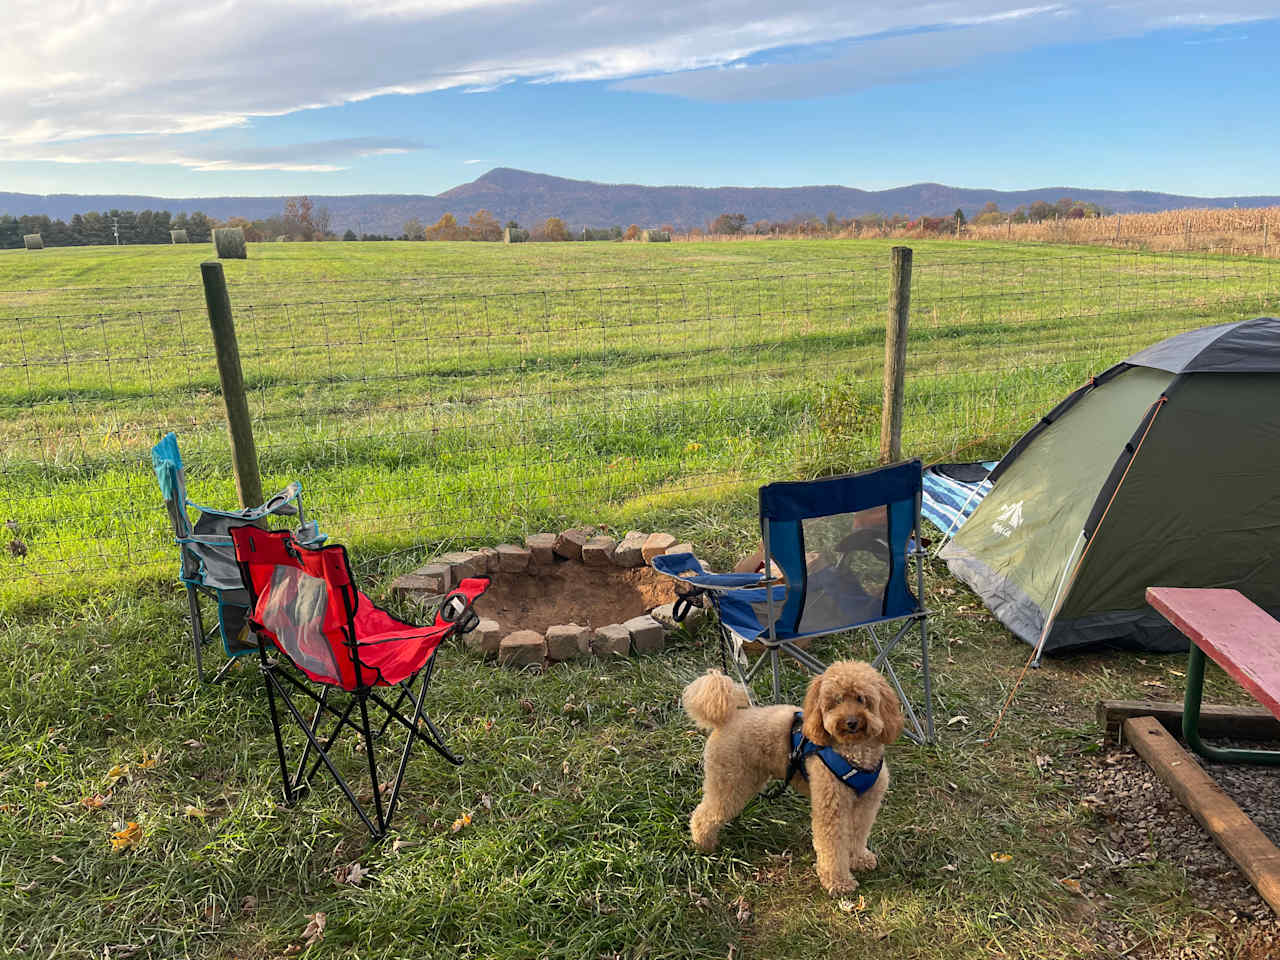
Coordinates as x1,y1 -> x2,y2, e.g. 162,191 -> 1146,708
390,527 -> 706,672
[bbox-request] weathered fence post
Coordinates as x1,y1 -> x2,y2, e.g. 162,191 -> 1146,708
881,246 -> 912,464
201,261 -> 263,508
1185,217 -> 1192,250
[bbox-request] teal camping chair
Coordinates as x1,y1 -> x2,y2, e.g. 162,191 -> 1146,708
151,433 -> 324,682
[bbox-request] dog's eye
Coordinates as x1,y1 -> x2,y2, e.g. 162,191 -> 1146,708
855,694 -> 865,704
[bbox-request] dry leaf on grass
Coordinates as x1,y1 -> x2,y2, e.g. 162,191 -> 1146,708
301,911 -> 326,945
947,715 -> 970,727
838,895 -> 867,913
337,861 -> 371,886
451,813 -> 472,833
138,749 -> 161,770
80,794 -> 107,810
105,764 -> 130,783
241,895 -> 258,914
110,821 -> 142,851
990,852 -> 1013,863
480,793 -> 492,811
1061,877 -> 1084,895
731,897 -> 752,923
183,805 -> 207,819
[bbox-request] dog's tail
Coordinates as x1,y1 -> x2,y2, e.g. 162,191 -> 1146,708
682,669 -> 750,732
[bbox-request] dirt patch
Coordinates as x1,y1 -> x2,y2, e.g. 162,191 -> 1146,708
472,562 -> 678,633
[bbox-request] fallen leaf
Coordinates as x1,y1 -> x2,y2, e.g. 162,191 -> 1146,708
990,852 -> 1013,863
940,863 -> 958,872
338,861 -> 371,886
838,895 -> 866,914
480,793 -> 492,811
110,821 -> 142,851
34,780 -> 47,790
947,715 -> 970,727
183,805 -> 208,819
1061,877 -> 1084,895
138,749 -> 161,770
241,895 -> 257,914
451,813 -> 472,833
106,764 -> 129,783
301,911 -> 326,946
80,795 -> 107,810
483,719 -> 495,733
182,739 -> 205,750
561,760 -> 571,776
391,837 -> 418,855
519,698 -> 535,714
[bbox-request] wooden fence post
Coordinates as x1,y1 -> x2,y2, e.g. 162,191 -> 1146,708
881,246 -> 912,464
1185,217 -> 1192,250
201,261 -> 263,509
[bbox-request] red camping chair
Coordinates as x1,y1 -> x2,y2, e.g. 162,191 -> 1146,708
231,526 -> 488,839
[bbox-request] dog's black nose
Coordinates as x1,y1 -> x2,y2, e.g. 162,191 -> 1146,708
845,718 -> 860,733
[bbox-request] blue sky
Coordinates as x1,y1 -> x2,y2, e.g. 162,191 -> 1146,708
2,1 -> 1277,198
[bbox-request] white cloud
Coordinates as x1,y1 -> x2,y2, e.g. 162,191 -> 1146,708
0,0 -> 1273,162
18,135 -> 426,172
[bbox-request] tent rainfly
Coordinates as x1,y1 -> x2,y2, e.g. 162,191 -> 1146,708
941,317 -> 1280,660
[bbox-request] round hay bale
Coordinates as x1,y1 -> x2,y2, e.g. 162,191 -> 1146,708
503,227 -> 529,244
23,233 -> 43,250
169,229 -> 188,244
212,227 -> 247,259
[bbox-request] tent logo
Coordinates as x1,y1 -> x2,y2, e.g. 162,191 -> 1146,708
992,500 -> 1024,538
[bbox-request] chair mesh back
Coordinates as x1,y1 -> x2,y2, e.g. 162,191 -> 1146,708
231,526 -> 362,688
258,565 -> 341,683
759,460 -> 922,636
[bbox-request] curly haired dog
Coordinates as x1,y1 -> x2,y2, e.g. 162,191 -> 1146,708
682,661 -> 903,894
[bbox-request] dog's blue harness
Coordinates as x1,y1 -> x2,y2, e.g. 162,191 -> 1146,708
777,711 -> 883,797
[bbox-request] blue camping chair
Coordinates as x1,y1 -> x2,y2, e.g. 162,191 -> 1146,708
652,460 -> 934,743
151,432 -> 324,683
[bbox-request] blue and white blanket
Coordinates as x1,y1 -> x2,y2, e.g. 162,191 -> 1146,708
921,461 -> 996,538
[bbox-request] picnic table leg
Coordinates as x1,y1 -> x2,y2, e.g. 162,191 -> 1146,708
1183,644 -> 1280,766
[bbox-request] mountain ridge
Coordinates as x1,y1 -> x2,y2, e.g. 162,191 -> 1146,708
4,167 -> 1278,235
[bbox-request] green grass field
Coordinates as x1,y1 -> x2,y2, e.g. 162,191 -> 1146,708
3,238 -> 1278,958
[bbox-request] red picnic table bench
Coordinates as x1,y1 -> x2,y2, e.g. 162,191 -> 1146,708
1146,586 -> 1280,766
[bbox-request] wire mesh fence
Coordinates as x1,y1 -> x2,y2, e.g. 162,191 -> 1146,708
3,238 -> 1278,611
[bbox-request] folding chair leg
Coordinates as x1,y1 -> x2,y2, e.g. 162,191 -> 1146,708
919,616 -> 934,743
187,584 -> 236,685
770,648 -> 782,702
261,660 -> 297,806
384,663 -> 437,828
357,693 -> 388,837
187,584 -> 210,684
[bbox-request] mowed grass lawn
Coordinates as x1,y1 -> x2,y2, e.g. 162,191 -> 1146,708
2,239 -> 1279,958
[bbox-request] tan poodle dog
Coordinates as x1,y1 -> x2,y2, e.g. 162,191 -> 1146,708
682,661 -> 903,894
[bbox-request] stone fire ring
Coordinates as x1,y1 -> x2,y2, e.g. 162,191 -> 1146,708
391,529 -> 706,670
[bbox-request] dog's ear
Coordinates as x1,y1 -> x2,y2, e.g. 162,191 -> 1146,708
801,673 -> 831,746
874,671 -> 904,745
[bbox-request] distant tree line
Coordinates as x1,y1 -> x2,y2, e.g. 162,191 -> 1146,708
0,209 -> 217,248
0,196 -> 335,248
1,193 -> 1115,248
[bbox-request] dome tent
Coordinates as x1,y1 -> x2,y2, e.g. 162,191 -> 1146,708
941,317 -> 1280,660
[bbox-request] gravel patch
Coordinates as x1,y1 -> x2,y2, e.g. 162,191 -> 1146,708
1084,742 -> 1280,958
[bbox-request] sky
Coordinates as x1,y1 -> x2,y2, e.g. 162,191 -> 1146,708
2,1 -> 1278,199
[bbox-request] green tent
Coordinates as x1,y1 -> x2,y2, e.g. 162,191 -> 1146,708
941,317 -> 1280,659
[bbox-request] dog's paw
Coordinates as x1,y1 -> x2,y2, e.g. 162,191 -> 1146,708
851,850 -> 878,872
691,833 -> 718,853
821,874 -> 858,896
